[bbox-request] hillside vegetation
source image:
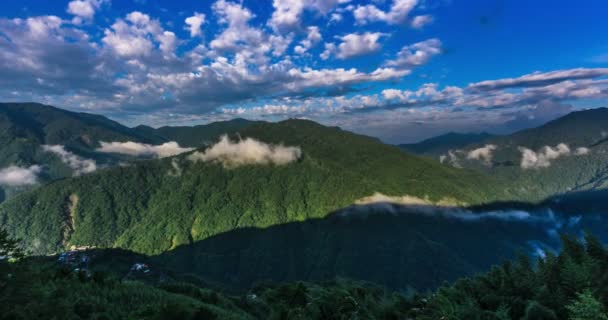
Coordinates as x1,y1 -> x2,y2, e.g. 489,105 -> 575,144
3,229 -> 608,320
405,108 -> 608,201
0,103 -> 259,202
0,119 -> 505,256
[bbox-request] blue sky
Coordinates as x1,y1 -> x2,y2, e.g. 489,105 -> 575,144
0,0 -> 607,142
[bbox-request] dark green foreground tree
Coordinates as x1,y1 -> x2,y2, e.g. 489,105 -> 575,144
2,230 -> 608,319
418,233 -> 608,320
0,228 -> 23,262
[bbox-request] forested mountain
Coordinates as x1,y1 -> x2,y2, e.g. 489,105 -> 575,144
404,108 -> 608,201
154,192 -> 608,291
0,103 -> 160,200
0,118 -> 504,257
0,103 -> 257,202
3,103 -> 608,319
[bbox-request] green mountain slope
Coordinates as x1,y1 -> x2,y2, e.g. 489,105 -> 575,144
143,190 -> 608,292
407,108 -> 608,201
0,103 -> 260,202
0,102 -> 162,152
0,102 -> 164,200
0,119 -> 505,256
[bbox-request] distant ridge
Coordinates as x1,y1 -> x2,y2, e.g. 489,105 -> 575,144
403,107 -> 608,201
399,132 -> 495,155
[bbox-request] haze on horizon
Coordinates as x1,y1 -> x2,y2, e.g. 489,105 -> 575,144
0,0 -> 607,143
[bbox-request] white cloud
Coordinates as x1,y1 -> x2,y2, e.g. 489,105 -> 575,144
188,135 -> 301,167
97,141 -> 193,158
210,0 -> 264,52
444,150 -> 464,168
224,104 -> 309,115
67,0 -> 107,22
335,32 -> 384,59
285,66 -> 405,91
320,42 -> 336,60
468,68 -> 608,91
467,144 -> 497,165
0,15 -> 115,99
269,0 -> 350,32
382,88 -> 413,101
0,165 -> 42,186
410,15 -> 433,29
294,26 -> 322,55
574,147 -> 590,155
42,145 -> 97,175
518,143 -> 571,169
385,38 -> 442,68
102,12 -> 165,58
353,0 -> 418,25
185,12 -> 206,37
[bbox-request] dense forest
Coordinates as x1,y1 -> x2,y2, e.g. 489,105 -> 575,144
403,108 -> 608,202
3,228 -> 608,319
0,119 -> 504,256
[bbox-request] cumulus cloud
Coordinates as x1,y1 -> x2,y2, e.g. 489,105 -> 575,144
188,135 -> 301,167
97,141 -> 193,158
385,38 -> 442,68
0,2 -> 445,121
0,165 -> 42,186
102,11 -> 167,58
42,145 -> 97,175
209,0 -> 265,52
353,0 -> 418,25
67,0 -> 107,23
466,144 -> 497,165
0,15 -> 114,99
294,26 -> 322,55
185,12 -> 206,37
335,32 -> 385,59
269,0 -> 350,32
410,15 -> 433,29
519,143 -> 571,169
4,2 -> 608,145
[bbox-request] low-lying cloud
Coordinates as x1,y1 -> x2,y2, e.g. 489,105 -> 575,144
0,165 -> 42,186
97,141 -> 193,158
337,200 -> 593,258
188,135 -> 301,168
466,144 -> 497,165
355,192 -> 463,207
439,145 -> 496,167
518,143 -> 589,169
439,150 -> 464,168
42,145 -> 97,175
339,200 -> 539,223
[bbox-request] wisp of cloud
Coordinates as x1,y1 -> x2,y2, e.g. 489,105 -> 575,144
0,165 -> 42,186
188,135 -> 301,168
97,141 -> 193,158
43,145 -> 97,175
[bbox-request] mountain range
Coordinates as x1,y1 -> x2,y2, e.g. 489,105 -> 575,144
403,108 -> 608,201
2,102 -> 608,294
